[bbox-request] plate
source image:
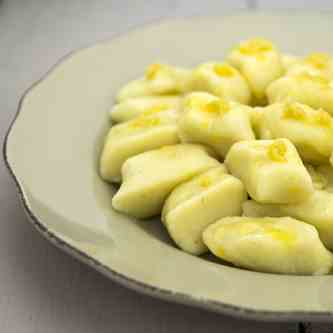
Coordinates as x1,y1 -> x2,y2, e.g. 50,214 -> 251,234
4,12 -> 333,322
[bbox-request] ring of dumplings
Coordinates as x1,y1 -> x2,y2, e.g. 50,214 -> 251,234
100,38 -> 333,275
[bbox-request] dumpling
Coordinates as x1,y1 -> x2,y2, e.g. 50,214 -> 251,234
203,216 -> 333,275
100,109 -> 180,182
110,96 -> 182,123
117,63 -> 192,101
225,139 -> 314,204
112,144 -> 220,218
286,52 -> 333,79
227,38 -> 283,103
162,167 -> 247,255
190,62 -> 251,104
266,72 -> 333,116
262,102 -> 333,164
178,92 -> 255,158
242,191 -> 333,251
246,107 -> 272,139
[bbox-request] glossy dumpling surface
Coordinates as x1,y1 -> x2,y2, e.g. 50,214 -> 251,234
266,72 -> 333,116
190,62 -> 251,104
117,63 -> 192,101
225,139 -> 313,204
203,216 -> 333,275
227,38 -> 283,103
178,92 -> 255,158
262,102 -> 333,164
242,190 -> 333,251
110,96 -> 182,123
112,144 -> 219,218
100,109 -> 179,182
162,166 -> 247,255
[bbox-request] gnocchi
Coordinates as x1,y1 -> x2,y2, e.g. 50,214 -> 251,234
242,191 -> 333,251
110,96 -> 182,123
190,62 -> 251,104
178,92 -> 255,158
203,216 -> 333,275
225,139 -> 313,204
266,72 -> 333,115
162,166 -> 247,255
262,102 -> 333,164
117,63 -> 192,101
112,144 -> 219,218
99,39 -> 333,275
100,108 -> 180,182
227,38 -> 283,103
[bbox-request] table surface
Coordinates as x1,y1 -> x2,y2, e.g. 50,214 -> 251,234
1,1 -> 333,332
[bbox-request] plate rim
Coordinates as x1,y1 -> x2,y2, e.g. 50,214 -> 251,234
4,12 -> 333,322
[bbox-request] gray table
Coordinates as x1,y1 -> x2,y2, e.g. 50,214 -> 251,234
1,1 -> 332,332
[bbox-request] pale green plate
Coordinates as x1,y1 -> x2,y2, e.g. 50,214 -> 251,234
4,12 -> 333,322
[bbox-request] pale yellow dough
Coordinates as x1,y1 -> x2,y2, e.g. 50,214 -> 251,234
162,166 -> 247,255
110,96 -> 182,123
178,92 -> 255,158
242,190 -> 333,251
112,144 -> 219,218
286,52 -> 333,79
203,216 -> 333,275
227,38 -> 283,103
262,102 -> 333,164
190,62 -> 251,104
266,72 -> 333,116
225,139 -> 314,204
100,109 -> 180,182
117,64 -> 192,101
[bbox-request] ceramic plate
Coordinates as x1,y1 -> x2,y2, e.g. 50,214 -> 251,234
5,12 -> 333,322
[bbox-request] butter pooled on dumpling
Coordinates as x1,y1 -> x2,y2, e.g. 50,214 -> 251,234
112,144 -> 219,218
110,96 -> 182,123
162,166 -> 247,255
286,52 -> 333,79
178,92 -> 255,158
190,62 -> 251,104
267,72 -> 333,116
227,38 -> 283,103
117,63 -> 192,101
262,102 -> 333,164
203,216 -> 333,275
100,108 -> 180,182
242,190 -> 333,251
225,139 -> 314,204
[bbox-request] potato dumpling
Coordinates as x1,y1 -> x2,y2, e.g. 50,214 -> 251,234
242,190 -> 333,251
246,107 -> 272,139
162,167 -> 247,255
110,96 -> 182,123
117,63 -> 192,101
262,102 -> 333,164
100,109 -> 180,182
203,216 -> 333,275
227,38 -> 283,103
112,144 -> 220,218
225,139 -> 313,204
286,52 -> 333,79
190,62 -> 251,104
266,72 -> 333,115
178,92 -> 255,158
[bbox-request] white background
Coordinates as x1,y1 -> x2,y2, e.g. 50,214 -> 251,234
1,1 -> 333,332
